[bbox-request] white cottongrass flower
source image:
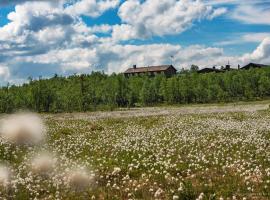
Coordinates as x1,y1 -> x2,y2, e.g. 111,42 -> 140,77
0,165 -> 10,188
31,153 -> 56,175
112,167 -> 121,175
66,168 -> 94,190
154,188 -> 164,198
173,195 -> 179,200
0,113 -> 46,145
197,193 -> 204,200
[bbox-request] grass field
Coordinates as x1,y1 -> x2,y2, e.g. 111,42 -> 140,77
0,103 -> 270,199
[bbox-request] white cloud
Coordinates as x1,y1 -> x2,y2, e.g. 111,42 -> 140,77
0,1 -> 103,58
0,0 -> 56,6
88,24 -> 112,34
231,5 -> 270,25
24,48 -> 98,71
112,0 -> 225,41
242,37 -> 270,63
243,33 -> 270,43
204,0 -> 270,25
34,26 -> 67,44
17,43 -> 229,75
65,0 -> 120,17
111,24 -> 143,41
0,65 -> 10,81
216,33 -> 270,46
0,1 -> 72,40
204,0 -> 270,6
208,7 -> 227,20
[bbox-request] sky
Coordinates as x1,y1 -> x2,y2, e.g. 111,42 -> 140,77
0,0 -> 270,85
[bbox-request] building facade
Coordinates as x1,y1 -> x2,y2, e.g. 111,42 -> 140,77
124,65 -> 177,77
198,64 -> 236,74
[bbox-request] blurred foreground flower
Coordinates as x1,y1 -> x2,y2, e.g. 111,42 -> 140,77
66,168 -> 94,190
0,113 -> 46,145
31,153 -> 56,175
0,165 -> 10,188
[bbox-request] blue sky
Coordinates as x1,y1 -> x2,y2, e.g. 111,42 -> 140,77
0,0 -> 269,85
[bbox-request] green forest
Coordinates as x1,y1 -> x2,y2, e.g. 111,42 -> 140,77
1,67 -> 270,113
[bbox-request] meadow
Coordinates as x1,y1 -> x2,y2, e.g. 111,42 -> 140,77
0,103 -> 270,199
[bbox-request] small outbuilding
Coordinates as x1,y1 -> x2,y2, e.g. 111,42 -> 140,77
124,65 -> 177,77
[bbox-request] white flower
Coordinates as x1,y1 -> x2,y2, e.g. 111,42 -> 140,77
154,188 -> 164,198
173,195 -> 179,200
112,167 -> 121,175
198,193 -> 204,200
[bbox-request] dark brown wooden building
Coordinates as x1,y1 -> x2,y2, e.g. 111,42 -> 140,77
198,65 -> 236,74
198,67 -> 223,73
124,65 -> 177,77
241,63 -> 269,70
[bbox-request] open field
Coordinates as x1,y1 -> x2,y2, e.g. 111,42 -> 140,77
0,103 -> 270,199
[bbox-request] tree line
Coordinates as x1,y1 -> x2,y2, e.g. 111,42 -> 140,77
1,67 -> 270,113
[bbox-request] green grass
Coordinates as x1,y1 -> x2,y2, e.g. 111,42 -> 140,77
0,103 -> 270,199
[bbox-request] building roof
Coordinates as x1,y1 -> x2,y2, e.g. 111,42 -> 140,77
241,63 -> 269,69
124,65 -> 176,74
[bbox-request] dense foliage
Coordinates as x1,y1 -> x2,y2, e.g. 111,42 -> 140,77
1,68 -> 270,113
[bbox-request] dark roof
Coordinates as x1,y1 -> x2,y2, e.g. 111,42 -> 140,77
241,63 -> 269,69
124,65 -> 176,74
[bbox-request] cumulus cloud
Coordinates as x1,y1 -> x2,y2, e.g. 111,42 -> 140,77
65,0 -> 120,17
0,1 -> 73,42
0,1 -> 100,83
0,1 -> 101,62
204,0 -> 269,6
26,48 -> 99,72
0,65 -> 10,81
242,37 -> 270,63
0,0 -> 55,6
111,24 -> 143,41
112,0 -> 225,41
18,43 -> 228,75
88,24 -> 112,34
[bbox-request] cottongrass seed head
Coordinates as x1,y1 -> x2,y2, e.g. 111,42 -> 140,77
30,152 -> 56,175
0,112 -> 46,145
66,167 -> 94,191
0,165 -> 11,188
